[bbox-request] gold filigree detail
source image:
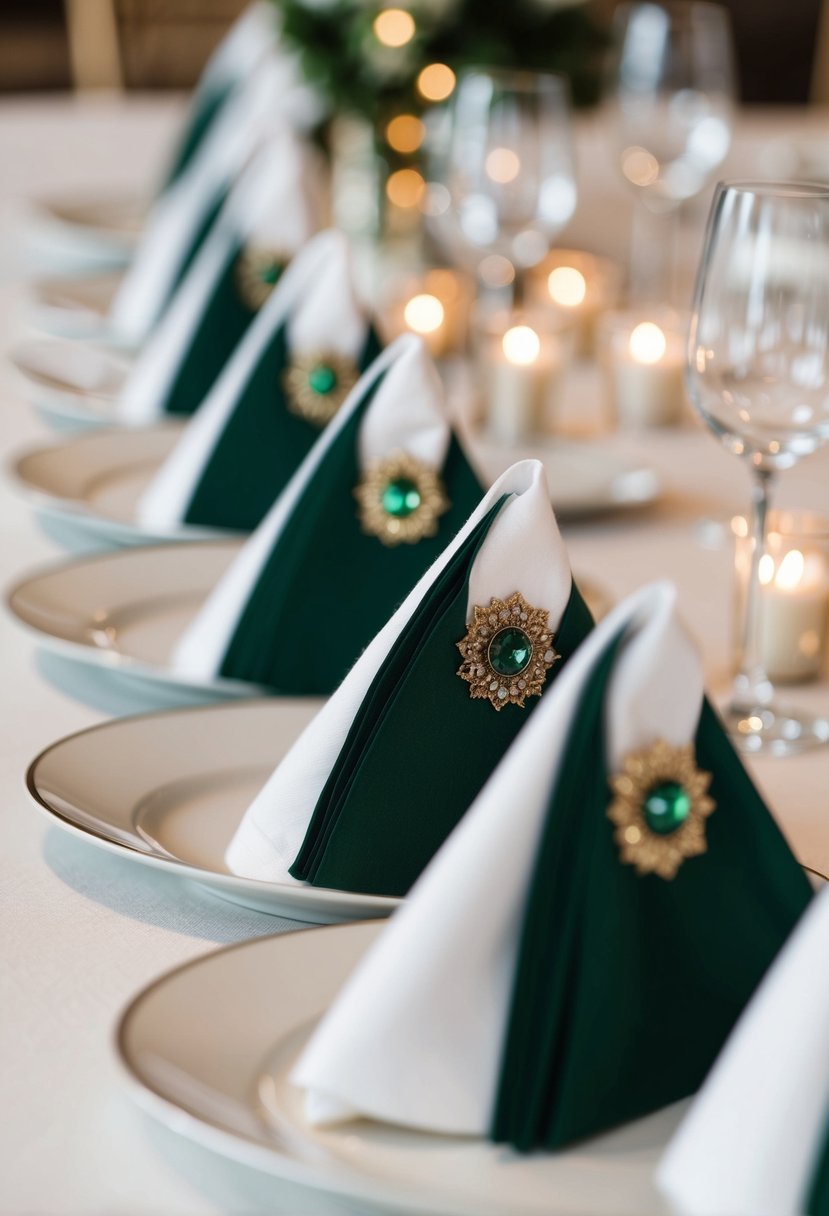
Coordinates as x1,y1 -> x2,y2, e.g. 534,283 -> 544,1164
283,351 -> 360,427
456,593 -> 559,711
607,740 -> 716,880
234,245 -> 288,310
354,451 -> 450,546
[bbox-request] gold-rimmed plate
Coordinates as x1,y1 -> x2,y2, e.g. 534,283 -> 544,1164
27,700 -> 398,923
10,336 -> 133,429
116,922 -> 678,1214
11,425 -> 238,547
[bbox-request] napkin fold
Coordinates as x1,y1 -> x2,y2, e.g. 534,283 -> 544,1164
224,455 -> 593,896
160,2 -> 280,191
658,887 -> 829,1216
118,129 -> 323,425
136,230 -> 379,532
290,581 -> 810,1147
108,51 -> 319,347
170,335 -> 486,705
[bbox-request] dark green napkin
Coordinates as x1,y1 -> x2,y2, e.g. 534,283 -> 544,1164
218,358 -> 488,693
181,323 -> 382,532
160,236 -> 282,419
491,642 -> 812,1153
287,518 -> 594,897
162,80 -> 235,192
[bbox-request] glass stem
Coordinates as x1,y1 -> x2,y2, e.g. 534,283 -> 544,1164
731,466 -> 776,714
630,198 -> 680,307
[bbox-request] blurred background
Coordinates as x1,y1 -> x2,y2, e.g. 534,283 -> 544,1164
1,0 -> 826,105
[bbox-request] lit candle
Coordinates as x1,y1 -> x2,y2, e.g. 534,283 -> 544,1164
486,323 -> 558,443
758,548 -> 829,682
601,313 -> 686,429
392,269 -> 473,358
530,249 -> 622,357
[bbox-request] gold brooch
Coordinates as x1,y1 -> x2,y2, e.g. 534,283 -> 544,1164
354,451 -> 449,546
283,351 -> 360,427
607,740 -> 715,880
234,246 -> 287,310
456,593 -> 559,710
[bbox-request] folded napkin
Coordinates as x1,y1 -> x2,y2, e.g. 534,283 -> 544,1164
168,334 -> 487,707
160,2 -> 280,191
224,453 -> 594,895
658,888 -> 828,1216
136,230 -> 379,532
289,580 -> 811,1148
118,130 -> 323,425
108,51 -> 319,347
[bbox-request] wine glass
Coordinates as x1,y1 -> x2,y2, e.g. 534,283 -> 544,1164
609,1 -> 736,303
688,181 -> 829,755
439,67 -> 577,303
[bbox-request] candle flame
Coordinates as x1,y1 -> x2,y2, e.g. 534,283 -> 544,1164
548,266 -> 587,307
404,293 -> 445,335
776,549 -> 806,591
503,325 -> 540,366
485,148 -> 521,184
629,322 -> 667,364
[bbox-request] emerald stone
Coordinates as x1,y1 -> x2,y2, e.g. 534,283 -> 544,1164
488,627 -> 533,678
643,781 -> 691,835
258,260 -> 282,285
382,477 -> 421,518
308,364 -> 338,395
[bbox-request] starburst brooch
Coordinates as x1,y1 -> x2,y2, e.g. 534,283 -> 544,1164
354,451 -> 450,546
456,593 -> 559,710
234,246 -> 287,310
283,351 -> 359,427
607,740 -> 716,879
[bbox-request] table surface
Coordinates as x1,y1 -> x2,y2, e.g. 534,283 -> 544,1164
2,94 -> 829,1216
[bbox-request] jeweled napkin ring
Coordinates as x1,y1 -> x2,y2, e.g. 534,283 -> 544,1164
234,245 -> 288,310
607,740 -> 715,879
457,593 -> 559,710
354,451 -> 449,546
283,351 -> 360,426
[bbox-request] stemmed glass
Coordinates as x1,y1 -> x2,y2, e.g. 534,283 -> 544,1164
609,1 -> 736,303
439,67 -> 577,303
688,181 -> 829,755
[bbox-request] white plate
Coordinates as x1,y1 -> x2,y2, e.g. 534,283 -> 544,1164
471,435 -> 660,518
7,541 -> 260,703
27,193 -> 144,271
10,337 -> 132,429
27,700 -> 398,924
12,425 -> 237,547
27,272 -> 131,347
117,922 -> 680,1215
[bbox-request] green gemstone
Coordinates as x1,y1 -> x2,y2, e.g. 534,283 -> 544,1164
488,627 -> 533,678
643,782 -> 691,836
257,260 -> 282,285
382,477 -> 422,518
308,364 -> 338,395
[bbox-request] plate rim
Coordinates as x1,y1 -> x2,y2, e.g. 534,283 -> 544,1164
25,699 -> 401,916
5,540 -> 268,697
113,922 -> 516,1216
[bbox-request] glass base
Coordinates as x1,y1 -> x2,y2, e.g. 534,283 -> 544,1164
726,702 -> 829,757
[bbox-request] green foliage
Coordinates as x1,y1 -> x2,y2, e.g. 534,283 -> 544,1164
274,0 -> 607,133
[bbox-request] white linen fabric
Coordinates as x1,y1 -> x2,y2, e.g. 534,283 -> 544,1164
134,229 -> 367,529
657,887 -> 829,1216
107,52 -> 320,346
224,454 -> 578,883
188,2 -> 279,101
117,129 -> 324,426
169,335 -> 451,697
289,582 -> 702,1131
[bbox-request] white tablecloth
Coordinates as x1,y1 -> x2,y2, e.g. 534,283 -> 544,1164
1,94 -> 828,1216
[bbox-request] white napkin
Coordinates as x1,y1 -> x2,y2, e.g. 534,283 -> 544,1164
135,228 -> 367,527
167,333 -> 452,696
289,581 -> 701,1130
658,888 -> 829,1216
117,129 -> 324,426
224,453 -> 577,883
190,2 -> 279,100
108,51 -> 320,346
